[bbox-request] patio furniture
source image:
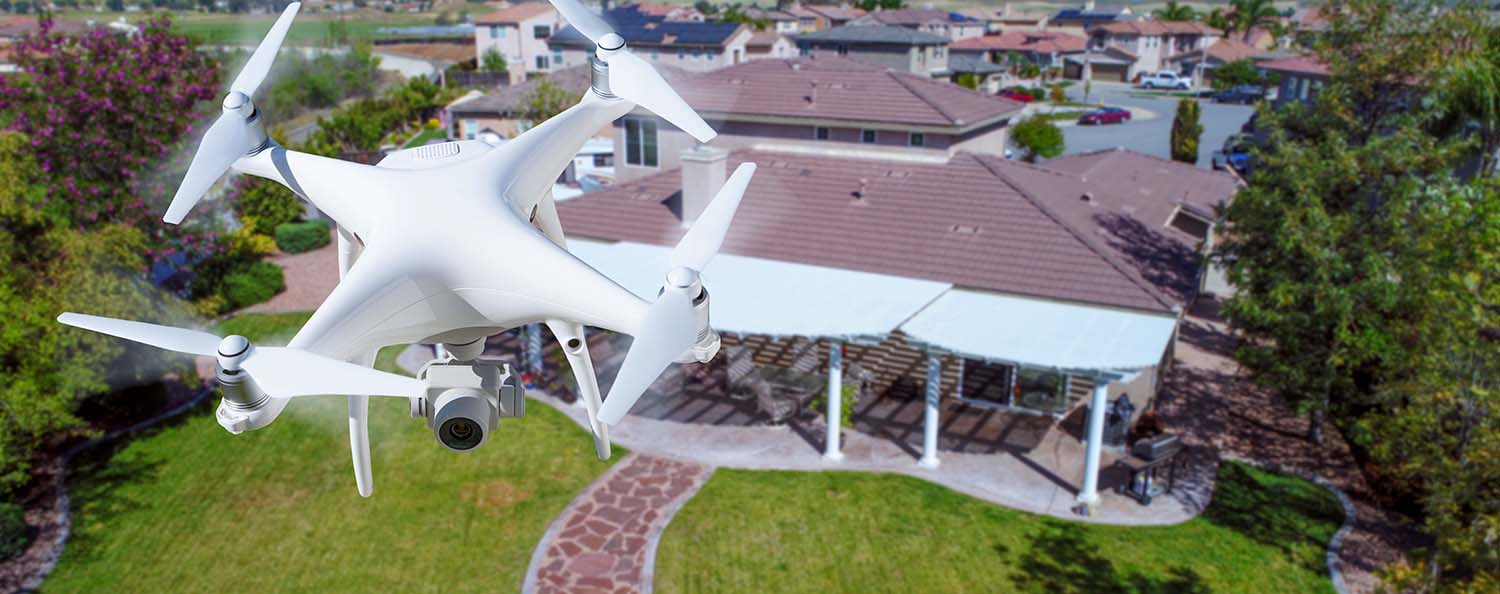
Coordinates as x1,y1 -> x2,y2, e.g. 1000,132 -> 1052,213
1115,433 -> 1186,506
736,364 -> 823,424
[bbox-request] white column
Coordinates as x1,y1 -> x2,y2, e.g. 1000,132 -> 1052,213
1076,377 -> 1110,514
919,353 -> 941,469
823,340 -> 844,461
527,323 -> 544,374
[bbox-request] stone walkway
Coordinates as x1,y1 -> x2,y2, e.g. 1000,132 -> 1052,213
523,454 -> 712,594
244,240 -> 339,314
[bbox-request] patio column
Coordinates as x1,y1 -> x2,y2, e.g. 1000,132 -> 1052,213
823,340 -> 844,461
919,352 -> 941,469
1075,377 -> 1110,515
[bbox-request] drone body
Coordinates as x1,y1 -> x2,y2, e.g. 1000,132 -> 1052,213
58,0 -> 756,497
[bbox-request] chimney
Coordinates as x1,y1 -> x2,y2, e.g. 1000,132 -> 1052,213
1084,0 -> 1095,11
679,146 -> 728,228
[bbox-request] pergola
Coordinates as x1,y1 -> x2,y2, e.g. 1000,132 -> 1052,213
567,239 -> 1178,513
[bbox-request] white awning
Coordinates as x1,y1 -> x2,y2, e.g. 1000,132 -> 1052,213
568,240 -> 952,340
899,289 -> 1177,375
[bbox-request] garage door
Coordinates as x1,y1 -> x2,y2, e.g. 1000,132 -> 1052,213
1091,63 -> 1129,83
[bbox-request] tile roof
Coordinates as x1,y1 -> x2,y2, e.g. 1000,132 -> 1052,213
555,149 -> 1210,312
949,30 -> 1088,53
857,8 -> 980,26
1095,20 -> 1221,36
448,63 -> 689,116
1165,37 -> 1266,65
549,6 -> 746,47
956,7 -> 1048,23
795,24 -> 948,45
474,2 -> 555,25
947,53 -> 1007,74
675,57 -> 1024,127
805,5 -> 866,21
372,42 -> 475,63
1041,148 -> 1241,221
745,31 -> 786,48
1257,54 -> 1330,76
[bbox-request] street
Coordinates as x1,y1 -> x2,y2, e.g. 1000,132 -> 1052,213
1058,82 -> 1255,168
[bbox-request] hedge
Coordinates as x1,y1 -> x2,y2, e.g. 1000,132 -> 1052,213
274,220 -> 331,254
0,502 -> 25,560
222,260 -> 285,310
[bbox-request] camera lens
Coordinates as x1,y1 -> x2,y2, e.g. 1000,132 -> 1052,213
439,417 -> 483,450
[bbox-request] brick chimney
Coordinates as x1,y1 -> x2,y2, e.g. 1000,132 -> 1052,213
679,146 -> 728,228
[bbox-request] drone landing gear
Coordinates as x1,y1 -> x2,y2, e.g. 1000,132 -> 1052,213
545,320 -> 613,461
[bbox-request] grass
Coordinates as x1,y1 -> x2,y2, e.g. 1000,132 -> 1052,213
53,10 -> 442,46
654,461 -> 1344,594
41,312 -> 620,594
402,127 -> 449,148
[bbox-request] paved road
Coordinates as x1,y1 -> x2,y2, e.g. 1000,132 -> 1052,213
1058,82 -> 1254,168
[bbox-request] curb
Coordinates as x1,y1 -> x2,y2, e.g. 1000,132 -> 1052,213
1222,454 -> 1357,594
15,383 -> 217,593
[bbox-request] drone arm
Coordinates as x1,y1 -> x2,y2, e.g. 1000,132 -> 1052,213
471,92 -> 634,217
545,319 -> 610,460
534,189 -> 567,248
234,146 -> 394,242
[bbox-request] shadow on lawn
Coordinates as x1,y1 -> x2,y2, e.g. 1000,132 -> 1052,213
1198,462 -> 1344,573
1009,523 -> 1209,594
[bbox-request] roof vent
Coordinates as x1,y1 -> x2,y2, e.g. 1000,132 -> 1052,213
885,170 -> 910,178
851,178 -> 869,203
1080,192 -> 1094,203
950,224 -> 981,235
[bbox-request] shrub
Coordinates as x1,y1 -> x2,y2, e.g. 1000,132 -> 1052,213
0,502 -> 26,561
1170,98 -> 1203,163
222,261 -> 285,310
274,220 -> 331,254
232,176 -> 304,237
1048,84 -> 1066,103
1010,116 -> 1065,162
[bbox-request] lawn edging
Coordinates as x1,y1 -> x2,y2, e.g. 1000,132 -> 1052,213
1222,454 -> 1358,594
16,382 -> 216,592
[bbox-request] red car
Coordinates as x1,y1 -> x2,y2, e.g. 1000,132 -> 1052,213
1077,107 -> 1132,125
998,89 -> 1034,103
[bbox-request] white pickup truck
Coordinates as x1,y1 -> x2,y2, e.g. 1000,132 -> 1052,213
1140,71 -> 1191,90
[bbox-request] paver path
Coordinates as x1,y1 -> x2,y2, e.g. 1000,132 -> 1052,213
524,454 -> 712,594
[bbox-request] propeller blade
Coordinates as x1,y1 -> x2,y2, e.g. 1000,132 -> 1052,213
670,163 -> 755,271
242,348 -> 424,398
606,51 -> 716,143
230,2 -> 301,95
543,0 -> 615,45
597,290 -> 697,425
164,112 -> 253,224
57,313 -> 220,357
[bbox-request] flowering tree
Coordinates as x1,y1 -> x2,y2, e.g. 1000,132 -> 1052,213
0,16 -> 218,231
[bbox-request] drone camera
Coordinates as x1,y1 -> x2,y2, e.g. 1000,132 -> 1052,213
418,360 -> 525,452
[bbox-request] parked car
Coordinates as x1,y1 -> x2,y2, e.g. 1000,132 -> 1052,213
998,88 -> 1034,102
1140,71 -> 1190,90
1211,134 -> 1254,174
1211,85 -> 1266,104
1077,107 -> 1132,125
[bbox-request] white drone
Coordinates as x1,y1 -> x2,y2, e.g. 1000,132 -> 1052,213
57,0 -> 755,496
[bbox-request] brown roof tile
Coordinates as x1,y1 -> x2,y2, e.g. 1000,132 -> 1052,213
1042,148 -> 1241,220
1095,20 -> 1221,36
556,149 -> 1187,312
950,30 -> 1088,53
678,57 -> 1023,127
1257,55 -> 1329,76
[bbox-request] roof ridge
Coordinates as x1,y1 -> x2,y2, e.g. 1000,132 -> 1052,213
971,154 -> 1179,312
887,71 -> 965,125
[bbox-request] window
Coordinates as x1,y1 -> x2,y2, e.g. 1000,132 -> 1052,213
909,132 -> 924,147
799,46 -> 810,56
652,48 -> 660,60
461,119 -> 478,140
691,48 -> 702,59
1168,209 -> 1211,239
677,48 -> 686,59
861,129 -> 876,144
815,126 -> 829,140
552,49 -> 563,66
1015,367 -> 1067,413
593,154 -> 613,167
488,25 -> 500,37
624,118 -> 658,167
533,25 -> 551,38
535,55 -> 548,70
836,43 -> 848,56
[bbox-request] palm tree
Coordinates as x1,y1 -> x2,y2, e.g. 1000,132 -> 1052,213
1205,7 -> 1232,31
1155,0 -> 1196,21
1229,0 -> 1279,42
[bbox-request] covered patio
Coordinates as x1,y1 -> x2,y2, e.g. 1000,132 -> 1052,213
508,239 -> 1183,515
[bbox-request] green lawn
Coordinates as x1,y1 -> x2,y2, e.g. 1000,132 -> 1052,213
654,462 -> 1344,594
54,10 -> 442,46
402,127 -> 449,148
42,312 -> 620,594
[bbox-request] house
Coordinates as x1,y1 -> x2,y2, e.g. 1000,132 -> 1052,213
444,63 -> 689,141
552,144 -> 1238,509
957,4 -> 1050,33
950,30 -> 1089,73
1162,37 -> 1270,86
946,53 -> 1008,93
795,25 -> 950,76
631,2 -> 706,22
1048,2 -> 1134,36
1085,20 -> 1222,82
1258,55 -> 1329,108
849,8 -> 987,41
472,2 -> 562,84
546,5 -> 753,73
803,4 -> 869,28
610,56 -> 1024,181
744,7 -> 802,34
745,31 -> 797,60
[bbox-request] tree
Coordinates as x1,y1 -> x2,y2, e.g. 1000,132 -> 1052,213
1228,0 -> 1279,42
853,0 -> 902,11
1210,58 -> 1266,91
524,77 -> 580,125
0,16 -> 218,232
1205,7 -> 1231,31
1429,14 -> 1500,178
1169,98 -> 1202,163
481,48 -> 508,74
231,175 -> 304,237
1154,0 -> 1195,21
1009,116 -> 1063,162
956,72 -> 979,90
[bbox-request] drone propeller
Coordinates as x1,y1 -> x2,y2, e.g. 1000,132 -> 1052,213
164,2 -> 301,225
545,0 -> 716,143
597,163 -> 756,425
57,312 -> 423,398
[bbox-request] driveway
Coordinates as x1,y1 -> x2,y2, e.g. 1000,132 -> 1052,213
1059,82 -> 1254,167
